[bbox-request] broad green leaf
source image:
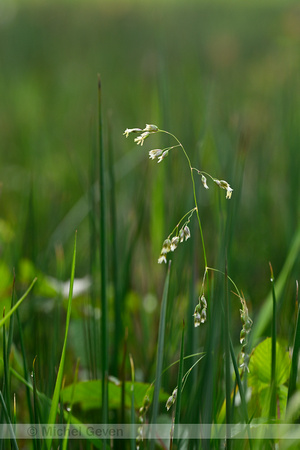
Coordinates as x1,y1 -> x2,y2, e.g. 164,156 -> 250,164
248,338 -> 290,418
248,338 -> 290,389
259,385 -> 288,418
61,380 -> 168,411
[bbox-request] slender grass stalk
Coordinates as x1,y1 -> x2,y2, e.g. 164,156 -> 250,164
10,367 -> 104,449
229,339 -> 252,447
98,75 -> 109,442
32,356 -> 42,450
269,262 -> 277,419
2,309 -> 11,419
46,231 -> 77,450
252,225 -> 300,342
62,359 -> 80,450
160,130 -> 207,268
15,308 -> 36,446
13,394 -> 16,434
0,278 -> 37,328
224,258 -> 231,449
120,328 -> 128,425
173,321 -> 185,450
88,119 -> 99,380
7,272 -> 16,361
287,281 -> 300,403
0,391 -> 18,450
129,354 -> 136,450
150,261 -> 171,450
107,113 -> 121,376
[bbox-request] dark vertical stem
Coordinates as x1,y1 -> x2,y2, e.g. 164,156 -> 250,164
150,261 -> 171,450
98,75 -> 108,441
288,281 -> 300,403
107,113 -> 121,376
2,309 -> 10,419
224,256 -> 231,448
173,321 -> 185,450
88,116 -> 99,380
269,262 -> 277,418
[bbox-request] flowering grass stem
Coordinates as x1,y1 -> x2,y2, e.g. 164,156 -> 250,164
160,130 -> 208,268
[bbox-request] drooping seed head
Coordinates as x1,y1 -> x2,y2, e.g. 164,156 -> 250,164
183,225 -> 191,241
149,149 -> 163,160
170,236 -> 180,251
123,127 -> 143,137
144,124 -> 159,132
134,132 -> 150,146
201,174 -> 209,189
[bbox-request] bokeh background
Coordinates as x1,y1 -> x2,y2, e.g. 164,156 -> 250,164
1,0 -> 300,388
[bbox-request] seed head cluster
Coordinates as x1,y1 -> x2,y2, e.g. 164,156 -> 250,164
238,296 -> 253,371
158,225 -> 191,264
193,294 -> 207,327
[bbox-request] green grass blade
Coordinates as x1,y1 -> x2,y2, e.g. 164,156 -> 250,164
229,339 -> 252,447
62,359 -> 80,450
98,75 -> 109,442
0,277 -> 37,328
129,354 -> 136,450
252,226 -> 300,342
269,263 -> 277,419
1,275 -> 17,430
150,261 -> 171,450
7,273 -> 16,360
88,114 -> 99,380
10,367 -> 104,449
108,114 -> 122,377
46,231 -> 77,450
0,391 -> 18,450
173,321 -> 185,449
32,357 -> 42,450
224,259 -> 231,448
287,281 -> 300,403
15,308 -> 36,439
2,310 -> 10,417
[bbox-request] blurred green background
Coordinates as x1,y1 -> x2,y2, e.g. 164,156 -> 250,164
1,0 -> 300,383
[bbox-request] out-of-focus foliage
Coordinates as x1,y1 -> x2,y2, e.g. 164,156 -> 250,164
1,0 -> 300,407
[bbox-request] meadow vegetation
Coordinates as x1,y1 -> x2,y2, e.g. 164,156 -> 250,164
1,1 -> 300,448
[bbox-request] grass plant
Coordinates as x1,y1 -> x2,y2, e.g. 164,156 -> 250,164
1,3 -> 300,449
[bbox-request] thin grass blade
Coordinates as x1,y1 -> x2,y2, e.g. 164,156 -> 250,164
129,354 -> 136,450
0,278 -> 37,328
269,263 -> 277,419
15,308 -> 35,438
224,258 -> 231,448
229,339 -> 252,447
46,231 -> 77,450
2,309 -> 11,418
10,367 -> 105,449
150,261 -> 171,450
0,391 -> 18,450
173,321 -> 185,449
252,226 -> 300,342
287,281 -> 300,403
98,75 -> 109,443
62,359 -> 80,450
32,357 -> 42,450
107,114 -> 121,377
